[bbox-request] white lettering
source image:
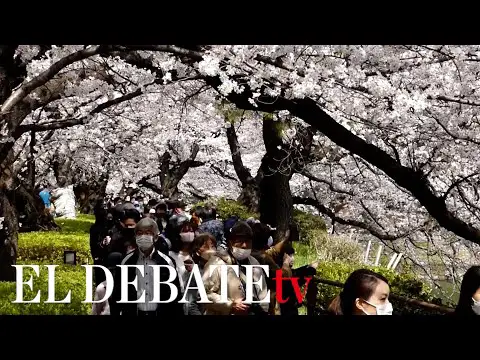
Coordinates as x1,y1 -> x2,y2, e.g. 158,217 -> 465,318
151,265 -> 178,303
243,264 -> 270,303
208,264 -> 238,303
82,265 -> 114,303
45,265 -> 72,303
12,265 -> 41,303
180,265 -> 211,304
117,265 -> 145,303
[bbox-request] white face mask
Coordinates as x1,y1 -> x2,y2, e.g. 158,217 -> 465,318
267,236 -> 274,247
180,232 -> 195,243
136,235 -> 153,252
361,299 -> 393,315
200,249 -> 216,261
231,247 -> 251,260
472,298 -> 480,315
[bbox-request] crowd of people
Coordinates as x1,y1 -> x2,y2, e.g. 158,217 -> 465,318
89,196 -> 321,316
88,196 -> 480,316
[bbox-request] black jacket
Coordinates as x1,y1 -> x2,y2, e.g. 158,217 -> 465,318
154,214 -> 170,234
280,265 -> 317,316
110,249 -> 185,316
89,222 -> 109,261
108,225 -> 128,255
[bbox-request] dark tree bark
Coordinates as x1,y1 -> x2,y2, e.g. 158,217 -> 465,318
138,143 -> 204,200
0,45 -> 20,281
51,153 -> 74,187
27,130 -> 36,195
258,116 -> 294,241
0,187 -> 17,281
225,122 -> 262,212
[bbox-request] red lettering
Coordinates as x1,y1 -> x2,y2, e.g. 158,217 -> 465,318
273,269 -> 289,304
290,276 -> 313,304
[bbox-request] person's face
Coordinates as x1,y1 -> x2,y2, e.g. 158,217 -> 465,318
136,228 -> 155,237
157,210 -> 166,218
473,287 -> 480,302
231,237 -> 252,250
106,214 -> 113,222
355,280 -> 390,315
198,238 -> 216,256
181,223 -> 194,233
122,218 -> 137,229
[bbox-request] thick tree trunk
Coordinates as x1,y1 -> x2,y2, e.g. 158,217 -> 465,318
238,182 -> 261,213
258,117 -> 293,242
0,185 -> 17,282
259,168 -> 293,240
0,46 -> 20,281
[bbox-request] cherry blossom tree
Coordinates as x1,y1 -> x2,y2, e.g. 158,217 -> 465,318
4,44 -> 480,294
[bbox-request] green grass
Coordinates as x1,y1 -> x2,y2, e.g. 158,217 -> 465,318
18,215 -> 93,265
293,242 -> 318,267
0,214 -> 94,315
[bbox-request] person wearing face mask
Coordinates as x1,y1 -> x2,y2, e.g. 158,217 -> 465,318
202,221 -> 269,315
107,207 -> 140,256
192,233 -> 217,269
110,217 -> 184,316
278,244 -> 318,316
185,233 -> 217,315
455,266 -> 480,315
328,269 -> 393,315
164,214 -> 196,299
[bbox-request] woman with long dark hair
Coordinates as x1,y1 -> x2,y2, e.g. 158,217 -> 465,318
455,266 -> 480,315
328,269 -> 393,315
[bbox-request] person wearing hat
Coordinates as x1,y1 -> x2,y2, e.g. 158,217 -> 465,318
202,221 -> 269,315
110,217 -> 184,316
148,208 -> 157,219
197,214 -> 226,253
91,252 -> 123,315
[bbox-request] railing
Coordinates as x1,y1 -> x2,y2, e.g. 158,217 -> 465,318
312,277 -> 455,315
